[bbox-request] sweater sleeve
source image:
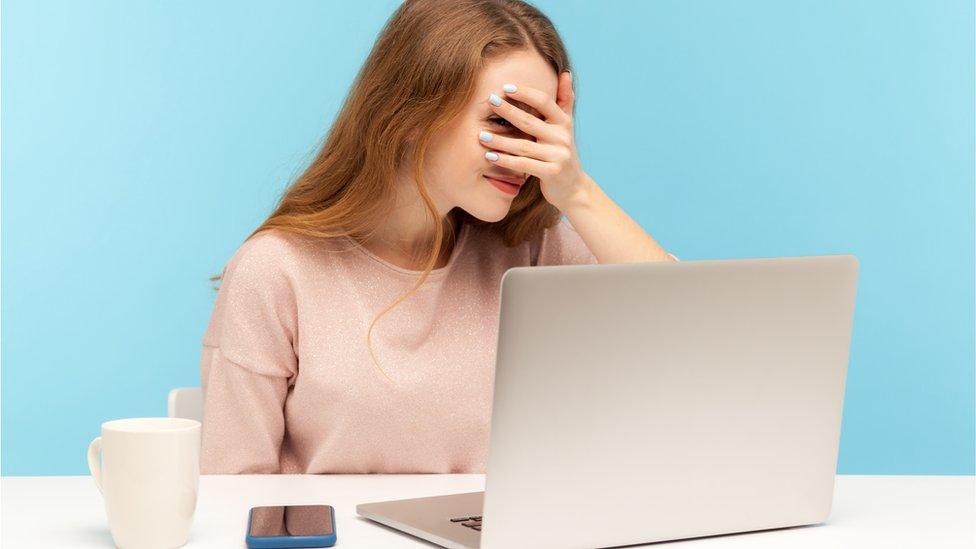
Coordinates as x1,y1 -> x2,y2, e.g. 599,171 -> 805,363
199,232 -> 299,474
532,217 -> 680,265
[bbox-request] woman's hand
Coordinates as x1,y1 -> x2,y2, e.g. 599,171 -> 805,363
478,71 -> 590,211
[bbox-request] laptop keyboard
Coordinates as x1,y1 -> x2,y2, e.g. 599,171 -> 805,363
449,515 -> 482,531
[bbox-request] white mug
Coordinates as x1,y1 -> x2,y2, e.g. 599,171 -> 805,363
87,417 -> 201,549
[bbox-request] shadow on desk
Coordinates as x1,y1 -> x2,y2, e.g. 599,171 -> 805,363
64,525 -> 115,546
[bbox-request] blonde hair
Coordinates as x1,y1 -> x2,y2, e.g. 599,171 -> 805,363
210,0 -> 575,383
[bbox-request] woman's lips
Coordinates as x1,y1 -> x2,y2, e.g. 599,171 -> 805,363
484,175 -> 521,195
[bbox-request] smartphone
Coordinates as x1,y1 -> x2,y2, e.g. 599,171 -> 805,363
245,505 -> 337,548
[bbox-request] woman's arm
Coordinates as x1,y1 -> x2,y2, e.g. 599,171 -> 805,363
479,77 -> 678,264
201,345 -> 290,474
199,231 -> 300,474
561,174 -> 677,264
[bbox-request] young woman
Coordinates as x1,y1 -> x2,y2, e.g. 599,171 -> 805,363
200,0 -> 678,475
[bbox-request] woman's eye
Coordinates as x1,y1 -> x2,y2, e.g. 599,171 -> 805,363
488,117 -> 511,128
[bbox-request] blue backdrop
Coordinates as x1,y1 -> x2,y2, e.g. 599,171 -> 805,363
2,0 -> 973,475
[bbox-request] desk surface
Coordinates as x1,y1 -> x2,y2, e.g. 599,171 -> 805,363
1,474 -> 973,548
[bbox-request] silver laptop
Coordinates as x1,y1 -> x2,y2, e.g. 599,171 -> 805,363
357,254 -> 860,549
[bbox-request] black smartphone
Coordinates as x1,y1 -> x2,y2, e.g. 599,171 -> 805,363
245,505 -> 337,548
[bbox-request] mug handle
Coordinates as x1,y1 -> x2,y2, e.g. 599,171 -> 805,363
87,436 -> 103,495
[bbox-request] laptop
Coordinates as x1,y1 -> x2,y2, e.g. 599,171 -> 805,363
357,254 -> 860,548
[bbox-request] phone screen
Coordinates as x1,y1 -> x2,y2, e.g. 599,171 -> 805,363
248,505 -> 334,537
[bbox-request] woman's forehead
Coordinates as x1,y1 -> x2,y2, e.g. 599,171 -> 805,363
472,53 -> 558,117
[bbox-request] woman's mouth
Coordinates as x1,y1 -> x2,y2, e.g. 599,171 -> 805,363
484,175 -> 521,195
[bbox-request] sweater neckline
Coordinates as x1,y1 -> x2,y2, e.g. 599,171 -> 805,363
343,221 -> 470,278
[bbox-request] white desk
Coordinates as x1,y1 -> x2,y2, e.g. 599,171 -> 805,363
2,474 -> 973,548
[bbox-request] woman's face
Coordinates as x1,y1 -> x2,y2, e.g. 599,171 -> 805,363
421,49 -> 560,222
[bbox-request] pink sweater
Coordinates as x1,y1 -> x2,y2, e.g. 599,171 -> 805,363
200,217 -> 677,474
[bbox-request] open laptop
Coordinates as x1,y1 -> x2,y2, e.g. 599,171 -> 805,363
357,254 -> 860,548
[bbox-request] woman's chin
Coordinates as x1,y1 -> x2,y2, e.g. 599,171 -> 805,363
466,202 -> 512,223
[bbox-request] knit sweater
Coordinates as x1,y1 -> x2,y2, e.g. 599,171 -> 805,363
199,217 -> 678,474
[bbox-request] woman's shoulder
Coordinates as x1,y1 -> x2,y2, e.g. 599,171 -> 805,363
203,229 -> 302,349
530,216 -> 597,266
222,228 -> 331,284
540,216 -> 582,240
229,229 -> 296,270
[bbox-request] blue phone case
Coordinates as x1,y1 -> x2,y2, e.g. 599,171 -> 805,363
245,505 -> 337,548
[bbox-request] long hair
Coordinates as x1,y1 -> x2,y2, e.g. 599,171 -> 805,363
210,0 -> 575,383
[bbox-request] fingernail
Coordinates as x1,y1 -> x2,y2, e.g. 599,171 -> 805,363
502,83 -> 517,93
485,151 -> 498,161
478,130 -> 493,142
489,93 -> 502,107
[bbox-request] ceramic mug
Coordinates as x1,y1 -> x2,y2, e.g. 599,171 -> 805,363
87,417 -> 201,549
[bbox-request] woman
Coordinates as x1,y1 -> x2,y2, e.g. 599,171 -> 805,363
200,0 -> 678,475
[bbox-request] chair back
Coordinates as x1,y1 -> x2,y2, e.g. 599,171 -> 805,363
167,387 -> 203,423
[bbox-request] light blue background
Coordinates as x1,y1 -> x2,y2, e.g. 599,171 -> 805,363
2,0 -> 972,476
